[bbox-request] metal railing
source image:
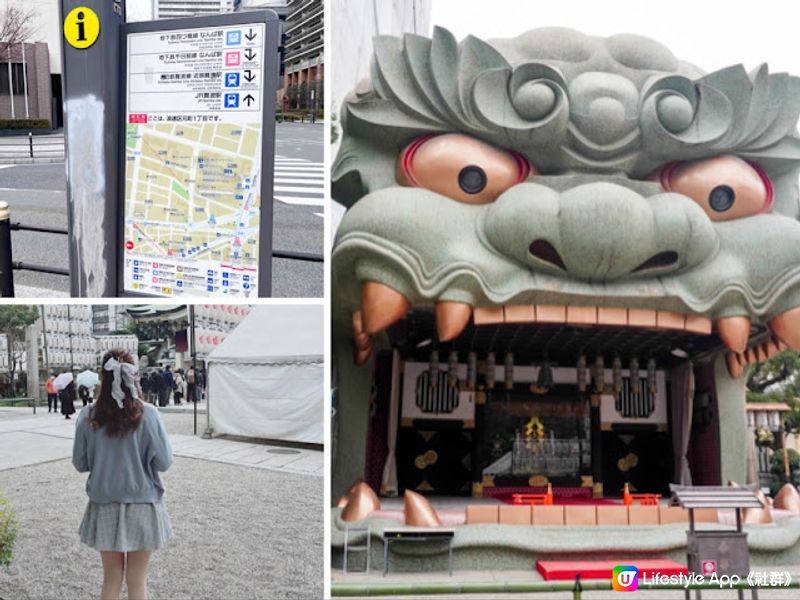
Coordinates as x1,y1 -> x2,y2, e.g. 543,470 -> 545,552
0,201 -> 322,297
0,201 -> 69,296
0,132 -> 65,161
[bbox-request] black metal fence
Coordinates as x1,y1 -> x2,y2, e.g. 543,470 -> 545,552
0,200 -> 322,297
0,132 -> 65,161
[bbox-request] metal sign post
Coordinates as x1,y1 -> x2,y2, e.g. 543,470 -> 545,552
59,1 -> 126,297
119,12 -> 279,298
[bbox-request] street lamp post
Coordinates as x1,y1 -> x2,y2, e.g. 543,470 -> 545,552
190,304 -> 199,436
200,307 -> 213,439
67,305 -> 74,373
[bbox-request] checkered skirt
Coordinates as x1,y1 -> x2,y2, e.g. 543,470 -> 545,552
79,500 -> 173,552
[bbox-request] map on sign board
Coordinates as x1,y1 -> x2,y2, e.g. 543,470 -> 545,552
123,22 -> 266,297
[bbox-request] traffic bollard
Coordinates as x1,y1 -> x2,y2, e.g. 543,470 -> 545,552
0,201 -> 15,297
28,131 -> 33,158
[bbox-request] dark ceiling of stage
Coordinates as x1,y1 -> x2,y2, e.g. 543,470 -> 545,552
387,310 -> 769,367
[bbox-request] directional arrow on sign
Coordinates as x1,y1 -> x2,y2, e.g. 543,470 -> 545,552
245,28 -> 257,41
243,94 -> 255,107
245,48 -> 257,61
244,70 -> 256,82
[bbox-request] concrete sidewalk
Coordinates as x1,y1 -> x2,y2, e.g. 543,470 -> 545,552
0,407 -> 323,477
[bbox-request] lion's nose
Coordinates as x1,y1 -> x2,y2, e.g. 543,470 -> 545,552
483,182 -> 718,282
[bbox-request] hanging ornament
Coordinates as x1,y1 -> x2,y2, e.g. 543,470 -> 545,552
629,357 -> 640,395
448,351 -> 459,388
467,352 -> 477,391
533,360 -> 554,394
647,357 -> 657,395
429,350 -> 439,388
504,352 -> 514,391
593,355 -> 605,392
612,355 -> 623,394
485,352 -> 496,389
577,354 -> 587,392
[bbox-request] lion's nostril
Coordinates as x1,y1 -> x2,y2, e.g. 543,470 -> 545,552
529,239 -> 566,270
633,251 -> 679,273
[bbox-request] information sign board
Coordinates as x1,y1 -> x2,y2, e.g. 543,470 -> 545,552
121,13 -> 277,297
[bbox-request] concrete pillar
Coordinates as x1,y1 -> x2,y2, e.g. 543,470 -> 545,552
715,353 -> 747,485
331,332 -> 375,500
25,319 -> 41,403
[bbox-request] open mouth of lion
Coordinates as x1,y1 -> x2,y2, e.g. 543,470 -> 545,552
350,282 -> 789,378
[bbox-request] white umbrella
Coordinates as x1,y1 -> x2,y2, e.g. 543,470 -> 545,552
76,370 -> 99,388
53,372 -> 74,391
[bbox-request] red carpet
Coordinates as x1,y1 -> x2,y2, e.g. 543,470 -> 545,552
537,559 -> 688,581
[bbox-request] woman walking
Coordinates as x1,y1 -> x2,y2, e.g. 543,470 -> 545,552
72,350 -> 173,600
173,369 -> 185,405
60,380 -> 76,420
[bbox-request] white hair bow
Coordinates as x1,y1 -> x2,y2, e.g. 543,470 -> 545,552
103,357 -> 140,409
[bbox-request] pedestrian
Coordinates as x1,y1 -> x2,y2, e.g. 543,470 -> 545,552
197,368 -> 206,401
46,374 -> 58,413
78,384 -> 92,407
173,369 -> 185,405
140,372 -> 151,404
60,380 -> 76,420
72,349 -> 173,600
150,369 -> 166,408
186,366 -> 196,403
163,365 -> 174,406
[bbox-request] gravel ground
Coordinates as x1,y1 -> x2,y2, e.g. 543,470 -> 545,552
160,411 -> 207,437
0,450 -> 323,598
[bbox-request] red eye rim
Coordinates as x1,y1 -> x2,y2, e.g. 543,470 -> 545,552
659,159 -> 774,214
399,134 -> 534,187
400,134 -> 437,187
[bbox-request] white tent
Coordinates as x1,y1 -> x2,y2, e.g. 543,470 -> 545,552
207,304 -> 323,444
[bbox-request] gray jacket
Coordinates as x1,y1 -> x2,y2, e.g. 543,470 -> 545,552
72,403 -> 173,504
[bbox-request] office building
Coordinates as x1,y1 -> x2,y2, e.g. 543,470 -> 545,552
282,0 -> 323,111
92,305 -> 133,335
155,0 -> 241,19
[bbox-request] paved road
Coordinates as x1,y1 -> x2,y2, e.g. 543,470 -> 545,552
0,409 -> 324,599
0,122 -> 323,298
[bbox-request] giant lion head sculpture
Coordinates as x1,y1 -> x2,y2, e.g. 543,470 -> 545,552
332,27 -> 800,373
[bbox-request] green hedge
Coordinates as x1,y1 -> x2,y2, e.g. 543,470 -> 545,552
0,492 -> 16,567
0,118 -> 51,130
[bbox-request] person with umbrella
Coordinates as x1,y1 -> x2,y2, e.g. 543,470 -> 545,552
55,372 -> 77,420
77,370 -> 100,407
72,349 -> 173,600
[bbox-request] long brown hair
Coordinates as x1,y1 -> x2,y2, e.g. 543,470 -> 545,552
91,350 -> 144,437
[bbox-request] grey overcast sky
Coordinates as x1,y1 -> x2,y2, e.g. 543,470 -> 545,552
429,0 -> 800,75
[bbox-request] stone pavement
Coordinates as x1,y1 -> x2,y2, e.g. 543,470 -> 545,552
0,407 -> 323,477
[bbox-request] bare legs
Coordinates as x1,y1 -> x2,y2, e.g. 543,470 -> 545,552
100,552 -> 124,600
126,551 -> 152,600
99,550 -> 152,600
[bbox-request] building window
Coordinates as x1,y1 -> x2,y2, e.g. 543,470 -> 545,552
0,63 -> 27,95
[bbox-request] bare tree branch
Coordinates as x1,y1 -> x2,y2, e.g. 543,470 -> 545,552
0,3 -> 38,61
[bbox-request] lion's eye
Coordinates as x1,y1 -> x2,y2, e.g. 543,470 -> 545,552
397,133 -> 536,204
657,156 -> 773,221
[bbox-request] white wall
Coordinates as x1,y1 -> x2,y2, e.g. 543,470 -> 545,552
26,0 -> 60,74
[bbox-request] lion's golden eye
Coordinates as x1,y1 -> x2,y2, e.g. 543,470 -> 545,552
657,155 -> 773,221
397,133 -> 536,204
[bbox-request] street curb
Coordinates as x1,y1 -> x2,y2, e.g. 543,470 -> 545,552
0,157 -> 65,165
